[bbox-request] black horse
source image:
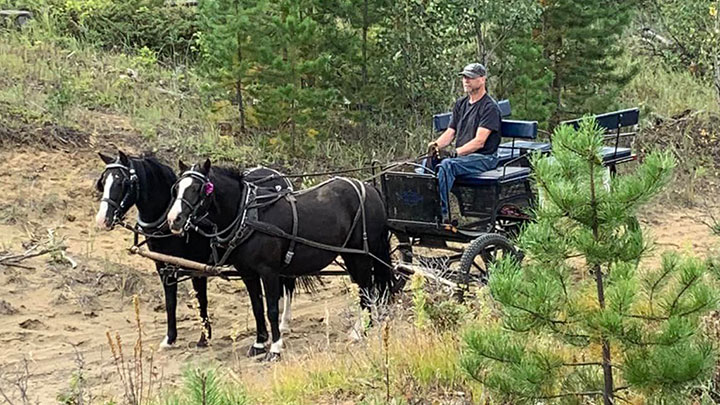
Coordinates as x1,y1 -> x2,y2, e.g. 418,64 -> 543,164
166,159 -> 394,360
94,151 -> 297,350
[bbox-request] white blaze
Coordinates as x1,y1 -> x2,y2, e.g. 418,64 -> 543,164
95,174 -> 114,229
167,177 -> 193,230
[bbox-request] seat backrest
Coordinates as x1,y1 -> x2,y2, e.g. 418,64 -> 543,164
432,99 -> 511,132
501,120 -> 538,140
561,108 -> 639,131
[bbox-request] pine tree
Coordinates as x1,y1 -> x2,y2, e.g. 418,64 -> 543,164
540,0 -> 639,124
462,119 -> 718,404
493,34 -> 554,128
255,0 -> 339,155
196,0 -> 270,132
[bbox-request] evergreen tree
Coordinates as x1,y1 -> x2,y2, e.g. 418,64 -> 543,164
196,0 -> 270,132
256,0 -> 339,155
462,119 -> 718,404
374,0 -> 460,124
540,0 -> 639,124
492,34 -> 554,127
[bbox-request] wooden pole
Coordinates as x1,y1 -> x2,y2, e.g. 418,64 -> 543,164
129,246 -> 230,276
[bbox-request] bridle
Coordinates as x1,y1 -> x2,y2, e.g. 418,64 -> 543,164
99,162 -> 139,228
172,168 -> 215,232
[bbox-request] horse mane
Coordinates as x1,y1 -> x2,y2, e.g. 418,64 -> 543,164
211,165 -> 246,182
129,152 -> 177,185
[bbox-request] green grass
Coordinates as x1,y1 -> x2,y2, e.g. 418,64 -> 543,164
622,56 -> 720,120
216,322 -> 483,405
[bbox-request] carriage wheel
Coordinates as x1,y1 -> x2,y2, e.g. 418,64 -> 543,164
389,233 -> 413,294
457,233 -> 518,295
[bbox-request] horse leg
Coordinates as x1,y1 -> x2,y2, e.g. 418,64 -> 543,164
262,274 -> 283,362
157,265 -> 178,349
342,254 -> 375,341
191,276 -> 211,347
243,276 -> 269,357
280,277 -> 295,335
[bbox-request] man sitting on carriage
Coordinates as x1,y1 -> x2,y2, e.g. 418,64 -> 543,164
428,63 -> 502,224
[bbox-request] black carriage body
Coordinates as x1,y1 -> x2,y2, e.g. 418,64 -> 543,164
381,169 -> 533,243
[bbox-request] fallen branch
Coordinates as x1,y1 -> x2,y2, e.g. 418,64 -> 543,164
0,245 -> 64,268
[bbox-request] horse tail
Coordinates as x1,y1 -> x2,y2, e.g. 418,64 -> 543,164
372,223 -> 395,300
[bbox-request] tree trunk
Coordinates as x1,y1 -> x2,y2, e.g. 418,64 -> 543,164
589,159 -> 614,405
235,0 -> 246,134
475,20 -> 486,65
361,0 -> 369,139
236,80 -> 246,134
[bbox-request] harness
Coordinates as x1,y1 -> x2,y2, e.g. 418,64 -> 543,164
172,169 -> 380,270
99,162 -> 140,227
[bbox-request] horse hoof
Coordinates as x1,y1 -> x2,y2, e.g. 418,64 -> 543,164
262,352 -> 281,362
159,336 -> 176,350
247,345 -> 267,357
196,337 -> 209,348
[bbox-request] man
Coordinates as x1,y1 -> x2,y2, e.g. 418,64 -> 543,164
428,63 -> 501,224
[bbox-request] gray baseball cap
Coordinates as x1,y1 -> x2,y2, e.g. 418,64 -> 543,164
458,63 -> 487,78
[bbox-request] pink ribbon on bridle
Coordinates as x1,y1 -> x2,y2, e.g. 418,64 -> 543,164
204,182 -> 214,196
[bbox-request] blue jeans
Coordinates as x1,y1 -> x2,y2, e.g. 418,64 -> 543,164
437,153 -> 499,218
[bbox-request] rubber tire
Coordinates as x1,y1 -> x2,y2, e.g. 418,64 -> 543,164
389,233 -> 412,294
458,233 -> 518,289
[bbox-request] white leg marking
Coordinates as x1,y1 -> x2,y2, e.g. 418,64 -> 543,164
270,338 -> 283,354
95,174 -> 114,229
280,287 -> 292,334
159,336 -> 175,349
253,341 -> 267,349
167,177 -> 193,230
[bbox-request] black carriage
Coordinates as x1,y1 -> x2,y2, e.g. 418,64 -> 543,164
379,101 -> 641,291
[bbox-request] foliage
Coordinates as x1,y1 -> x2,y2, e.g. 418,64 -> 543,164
462,119 -> 718,403
161,367 -> 250,405
637,0 -> 720,106
540,0 -> 639,124
410,273 -> 469,332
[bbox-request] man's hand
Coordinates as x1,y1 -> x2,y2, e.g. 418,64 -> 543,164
427,141 -> 439,157
438,148 -> 457,159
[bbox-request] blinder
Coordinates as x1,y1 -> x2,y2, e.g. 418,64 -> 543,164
99,162 -> 140,227
172,169 -> 215,232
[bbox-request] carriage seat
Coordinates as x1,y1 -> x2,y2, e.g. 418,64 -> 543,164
561,107 -> 639,165
454,166 -> 531,186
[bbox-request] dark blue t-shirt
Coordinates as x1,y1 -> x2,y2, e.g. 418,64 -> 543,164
449,94 -> 501,154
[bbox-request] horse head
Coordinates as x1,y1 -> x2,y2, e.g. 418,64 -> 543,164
167,158 -> 213,235
94,150 -> 138,230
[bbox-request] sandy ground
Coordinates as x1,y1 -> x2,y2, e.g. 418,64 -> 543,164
0,146 -> 717,403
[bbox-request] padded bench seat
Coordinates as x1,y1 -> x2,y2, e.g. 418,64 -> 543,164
499,140 -> 552,152
600,146 -> 632,161
455,166 -> 531,186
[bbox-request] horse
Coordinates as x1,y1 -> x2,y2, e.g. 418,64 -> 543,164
94,151 -> 298,352
166,159 -> 394,361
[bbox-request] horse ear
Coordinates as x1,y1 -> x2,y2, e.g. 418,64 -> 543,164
118,151 -> 130,166
178,159 -> 189,173
99,152 -> 115,164
202,158 -> 212,174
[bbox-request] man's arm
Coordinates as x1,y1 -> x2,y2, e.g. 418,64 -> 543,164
433,128 -> 456,149
456,127 -> 490,156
